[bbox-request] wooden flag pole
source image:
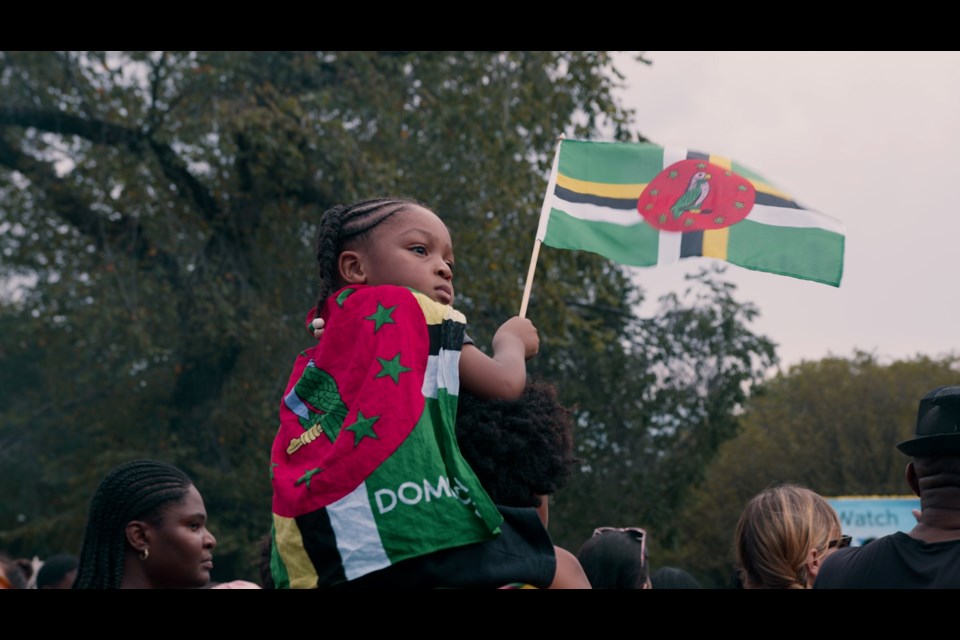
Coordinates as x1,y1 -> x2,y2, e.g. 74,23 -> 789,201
519,134 -> 565,319
518,239 -> 542,319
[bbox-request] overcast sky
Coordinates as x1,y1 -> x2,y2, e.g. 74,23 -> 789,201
610,51 -> 960,369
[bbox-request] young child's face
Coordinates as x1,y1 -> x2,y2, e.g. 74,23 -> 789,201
359,205 -> 455,304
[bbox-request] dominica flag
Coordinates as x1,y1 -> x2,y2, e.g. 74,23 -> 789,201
536,139 -> 845,286
270,284 -> 502,588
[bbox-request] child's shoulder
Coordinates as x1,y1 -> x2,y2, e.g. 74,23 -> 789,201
324,285 -> 464,326
318,284 -> 413,315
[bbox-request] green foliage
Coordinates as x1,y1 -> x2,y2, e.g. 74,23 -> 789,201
546,266 -> 777,553
665,351 -> 960,588
0,51 -> 774,583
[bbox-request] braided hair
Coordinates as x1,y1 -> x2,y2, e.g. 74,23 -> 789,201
313,197 -> 426,312
73,459 -> 193,589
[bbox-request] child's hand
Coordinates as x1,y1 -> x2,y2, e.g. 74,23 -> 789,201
311,317 -> 325,340
493,316 -> 539,361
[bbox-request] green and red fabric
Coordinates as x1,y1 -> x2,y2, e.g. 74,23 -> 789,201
270,284 -> 502,588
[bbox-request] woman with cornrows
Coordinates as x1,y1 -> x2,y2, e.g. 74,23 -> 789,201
73,459 -> 217,589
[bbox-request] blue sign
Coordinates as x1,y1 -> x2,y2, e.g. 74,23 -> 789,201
826,496 -> 920,546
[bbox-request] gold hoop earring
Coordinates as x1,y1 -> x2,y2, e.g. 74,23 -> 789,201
139,548 -> 149,561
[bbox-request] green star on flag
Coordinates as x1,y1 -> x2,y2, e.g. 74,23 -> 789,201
365,303 -> 398,332
295,467 -> 323,490
375,353 -> 412,384
346,410 -> 381,446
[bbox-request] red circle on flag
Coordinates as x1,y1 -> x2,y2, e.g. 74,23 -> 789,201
637,159 -> 756,232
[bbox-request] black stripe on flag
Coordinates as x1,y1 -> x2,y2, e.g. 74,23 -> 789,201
553,184 -> 636,210
427,320 -> 465,354
686,150 -> 709,161
440,319 -> 464,352
754,191 -> 802,209
680,231 -> 704,258
296,508 -> 347,587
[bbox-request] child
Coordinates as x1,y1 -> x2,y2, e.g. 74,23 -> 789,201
270,197 -> 589,588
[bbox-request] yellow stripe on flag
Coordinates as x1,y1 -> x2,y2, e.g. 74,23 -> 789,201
556,173 -> 647,199
709,154 -> 794,201
703,227 -> 729,261
410,290 -> 466,326
273,514 -> 319,589
708,155 -> 733,171
747,179 -> 793,201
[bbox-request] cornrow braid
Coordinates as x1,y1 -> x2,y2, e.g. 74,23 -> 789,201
313,197 -> 423,312
73,459 -> 193,589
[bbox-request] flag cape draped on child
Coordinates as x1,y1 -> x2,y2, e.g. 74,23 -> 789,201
270,284 -> 502,588
535,139 -> 845,287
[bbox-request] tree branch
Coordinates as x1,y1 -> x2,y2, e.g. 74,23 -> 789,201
0,107 -> 221,225
0,107 -> 142,150
0,136 -> 179,280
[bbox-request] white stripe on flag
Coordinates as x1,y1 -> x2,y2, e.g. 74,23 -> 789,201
657,146 -> 689,268
662,146 -> 689,170
422,351 -> 460,399
551,191 -> 843,236
747,204 -> 845,234
327,482 -> 390,580
657,231 -> 683,266
547,199 -> 647,226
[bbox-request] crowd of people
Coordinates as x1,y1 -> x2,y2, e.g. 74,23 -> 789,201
1,553 -> 77,589
4,197 -> 959,589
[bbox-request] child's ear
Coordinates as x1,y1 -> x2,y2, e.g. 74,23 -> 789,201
338,251 -> 367,285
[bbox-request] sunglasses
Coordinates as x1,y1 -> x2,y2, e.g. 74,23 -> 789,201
828,534 -> 852,549
593,526 -> 647,560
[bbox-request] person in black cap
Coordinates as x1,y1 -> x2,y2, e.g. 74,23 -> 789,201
814,385 -> 960,588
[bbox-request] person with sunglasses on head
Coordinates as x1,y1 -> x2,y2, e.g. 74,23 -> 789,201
577,527 -> 651,589
815,386 -> 960,589
734,483 -> 846,589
